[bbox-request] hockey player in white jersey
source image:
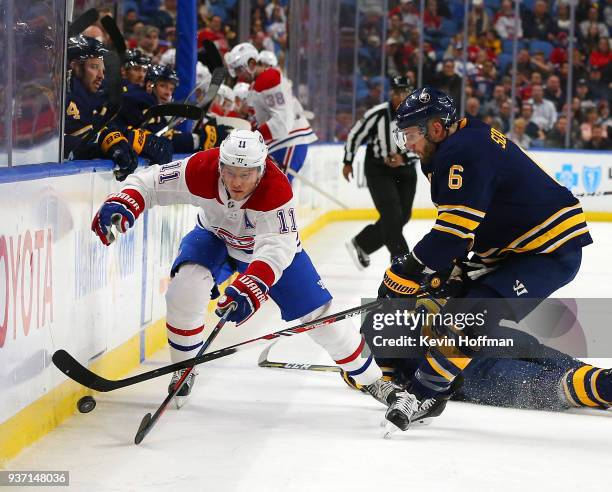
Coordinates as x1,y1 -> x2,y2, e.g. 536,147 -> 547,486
91,129 -> 417,430
225,43 -> 317,183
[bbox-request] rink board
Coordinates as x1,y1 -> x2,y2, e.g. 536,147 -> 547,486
0,145 -> 611,464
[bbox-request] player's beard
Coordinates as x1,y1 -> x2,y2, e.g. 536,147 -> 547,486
419,139 -> 438,167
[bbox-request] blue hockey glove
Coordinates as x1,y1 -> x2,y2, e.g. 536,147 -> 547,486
91,190 -> 144,246
215,273 -> 269,326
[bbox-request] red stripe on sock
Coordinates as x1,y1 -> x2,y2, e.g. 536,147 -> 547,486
335,337 -> 365,365
166,323 -> 205,337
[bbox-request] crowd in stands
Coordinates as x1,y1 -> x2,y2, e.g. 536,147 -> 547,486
91,0 -> 608,150
357,0 -> 611,149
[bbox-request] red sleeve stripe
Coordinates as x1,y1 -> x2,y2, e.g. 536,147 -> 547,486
245,260 -> 276,287
253,68 -> 282,92
335,337 -> 366,365
166,323 -> 205,337
258,123 -> 273,143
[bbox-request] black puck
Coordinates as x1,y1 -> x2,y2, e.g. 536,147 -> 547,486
77,395 -> 96,413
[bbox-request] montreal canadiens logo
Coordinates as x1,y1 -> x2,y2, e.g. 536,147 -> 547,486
419,91 -> 430,103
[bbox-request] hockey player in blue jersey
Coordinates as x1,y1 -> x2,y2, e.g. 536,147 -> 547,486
376,86 -> 594,432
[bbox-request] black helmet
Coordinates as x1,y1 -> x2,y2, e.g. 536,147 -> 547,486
395,86 -> 457,131
145,64 -> 179,86
390,76 -> 412,92
67,35 -> 108,63
123,49 -> 151,69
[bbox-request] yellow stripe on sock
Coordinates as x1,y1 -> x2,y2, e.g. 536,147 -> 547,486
435,342 -> 472,370
425,353 -> 454,381
590,369 -> 611,407
572,365 -> 600,407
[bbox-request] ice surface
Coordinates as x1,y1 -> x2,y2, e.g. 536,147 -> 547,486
8,220 -> 612,492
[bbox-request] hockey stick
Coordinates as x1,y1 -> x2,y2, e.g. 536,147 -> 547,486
52,299 -> 382,392
141,103 -> 203,124
134,308 -> 234,445
155,67 -> 227,136
257,343 -> 340,373
67,8 -> 99,37
100,15 -> 127,62
573,190 -> 612,197
286,169 -> 350,209
199,40 -> 224,71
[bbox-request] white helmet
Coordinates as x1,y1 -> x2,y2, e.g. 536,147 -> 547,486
196,62 -> 211,91
233,82 -> 250,101
159,48 -> 176,67
258,50 -> 278,67
225,42 -> 259,77
217,84 -> 234,101
219,130 -> 268,171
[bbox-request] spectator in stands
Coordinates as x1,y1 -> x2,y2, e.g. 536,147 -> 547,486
483,84 -> 507,117
198,14 -> 229,54
388,13 -> 405,42
509,49 -> 534,78
586,66 -> 609,101
524,0 -> 557,41
575,78 -> 594,110
579,7 -> 609,40
469,0 -> 491,35
499,100 -> 513,132
265,0 -> 286,23
580,106 -> 601,138
508,117 -> 532,148
466,97 -> 482,118
267,5 -> 288,52
550,32 -> 569,67
389,0 -> 420,32
494,0 -> 523,40
472,58 -> 497,100
138,25 -> 161,62
424,0 -> 442,31
251,26 -> 275,52
555,2 -> 571,34
520,101 -> 546,145
545,115 -> 570,148
435,59 -> 462,104
530,83 -> 557,131
530,50 -> 554,77
584,124 -> 612,150
605,0 -> 612,27
576,0 -> 594,23
598,100 -> 612,130
590,37 -> 612,70
386,37 -> 405,78
484,29 -> 502,57
544,74 -> 565,112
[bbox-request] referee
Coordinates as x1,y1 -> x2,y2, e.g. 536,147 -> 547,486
342,76 -> 418,269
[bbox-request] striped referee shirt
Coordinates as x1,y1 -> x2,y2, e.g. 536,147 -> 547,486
343,101 -> 419,165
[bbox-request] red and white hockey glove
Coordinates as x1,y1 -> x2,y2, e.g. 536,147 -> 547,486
215,273 -> 270,326
91,190 -> 144,245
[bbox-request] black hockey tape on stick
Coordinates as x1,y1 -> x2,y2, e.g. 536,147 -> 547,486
141,103 -> 203,123
100,15 -> 127,61
199,39 -> 224,71
52,299 -> 383,392
68,8 -> 99,37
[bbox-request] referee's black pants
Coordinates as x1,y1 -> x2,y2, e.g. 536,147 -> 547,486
354,165 -> 417,259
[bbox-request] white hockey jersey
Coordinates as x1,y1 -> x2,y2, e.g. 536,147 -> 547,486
249,68 -> 317,152
121,148 -> 301,286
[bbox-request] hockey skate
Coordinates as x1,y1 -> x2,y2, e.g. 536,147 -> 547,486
168,369 -> 197,409
346,238 -> 370,270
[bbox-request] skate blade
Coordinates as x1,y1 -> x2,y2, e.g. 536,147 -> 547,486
174,396 -> 188,409
381,420 -> 402,439
345,241 -> 366,271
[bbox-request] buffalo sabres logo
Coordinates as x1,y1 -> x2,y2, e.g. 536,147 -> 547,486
419,91 -> 431,103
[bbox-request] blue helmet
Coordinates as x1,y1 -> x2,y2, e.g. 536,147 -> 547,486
145,64 -> 179,86
395,86 -> 457,131
123,49 -> 151,69
67,35 -> 108,63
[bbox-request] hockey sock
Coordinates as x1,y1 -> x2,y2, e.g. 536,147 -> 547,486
411,346 -> 472,399
561,365 -> 612,408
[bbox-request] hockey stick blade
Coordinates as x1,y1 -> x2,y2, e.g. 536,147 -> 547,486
68,8 -> 99,37
257,343 -> 340,372
142,103 -> 203,123
134,308 -> 232,445
52,300 -> 382,392
100,15 -> 127,60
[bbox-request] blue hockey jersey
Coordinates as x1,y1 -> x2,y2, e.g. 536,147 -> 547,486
413,117 -> 592,271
